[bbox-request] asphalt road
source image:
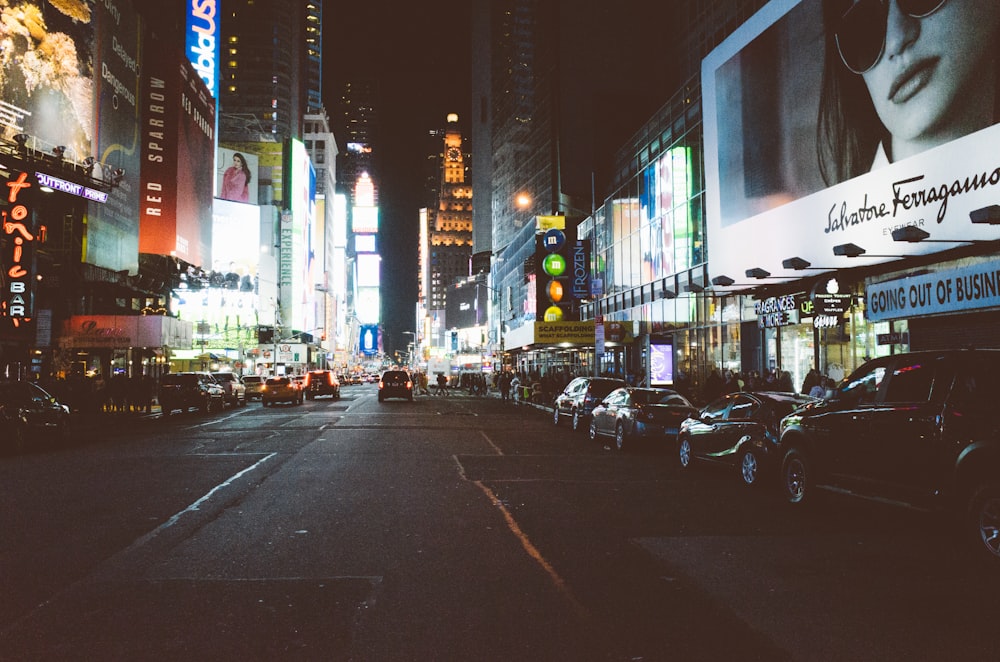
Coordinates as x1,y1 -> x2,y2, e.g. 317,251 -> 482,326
1,385 -> 998,661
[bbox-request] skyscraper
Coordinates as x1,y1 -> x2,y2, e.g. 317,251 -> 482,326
218,0 -> 320,141
428,115 -> 473,313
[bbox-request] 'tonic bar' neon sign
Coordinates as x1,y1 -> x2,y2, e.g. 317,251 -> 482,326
3,171 -> 46,328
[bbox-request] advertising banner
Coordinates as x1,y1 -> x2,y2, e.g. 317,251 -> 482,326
866,260 -> 1000,322
139,42 -> 215,267
217,147 -> 259,204
702,0 -> 1000,287
87,0 -> 143,274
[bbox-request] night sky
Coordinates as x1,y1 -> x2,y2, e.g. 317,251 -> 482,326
323,2 -> 472,358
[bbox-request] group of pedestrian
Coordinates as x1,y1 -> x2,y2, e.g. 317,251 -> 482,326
39,372 -> 157,418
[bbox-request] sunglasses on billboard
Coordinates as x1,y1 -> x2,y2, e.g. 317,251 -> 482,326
835,0 -> 948,74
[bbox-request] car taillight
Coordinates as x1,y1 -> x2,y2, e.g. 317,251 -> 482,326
327,373 -> 334,385
406,380 -> 413,388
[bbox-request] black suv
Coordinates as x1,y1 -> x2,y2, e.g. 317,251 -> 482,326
159,372 -> 225,416
378,370 -> 413,402
552,377 -> 627,432
304,370 -> 340,400
778,350 -> 1000,564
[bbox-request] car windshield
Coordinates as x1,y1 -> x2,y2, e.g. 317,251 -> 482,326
266,378 -> 289,386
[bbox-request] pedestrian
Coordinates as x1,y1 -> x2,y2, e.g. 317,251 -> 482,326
510,373 -> 520,405
435,372 -> 448,396
499,371 -> 512,402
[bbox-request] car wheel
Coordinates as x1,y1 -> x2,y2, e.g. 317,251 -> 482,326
262,400 -> 268,407
678,437 -> 692,469
553,407 -> 561,426
969,483 -> 1000,563
571,409 -> 581,432
614,423 -> 627,452
306,393 -> 314,400
781,448 -> 811,504
378,393 -> 384,402
588,420 -> 598,441
738,447 -> 761,487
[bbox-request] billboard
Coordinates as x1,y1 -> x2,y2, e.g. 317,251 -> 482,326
702,0 -> 1000,287
650,342 -> 674,386
0,1 -> 92,157
212,199 -> 261,277
186,0 -> 219,100
139,41 -> 215,267
216,146 -> 259,204
87,0 -> 143,274
356,253 -> 381,288
352,206 -> 378,234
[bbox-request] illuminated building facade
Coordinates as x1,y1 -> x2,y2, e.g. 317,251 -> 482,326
427,115 -> 473,347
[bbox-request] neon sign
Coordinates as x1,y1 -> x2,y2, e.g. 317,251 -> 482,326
2,172 -> 46,327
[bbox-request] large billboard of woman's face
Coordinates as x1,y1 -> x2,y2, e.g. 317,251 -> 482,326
703,0 -> 1000,287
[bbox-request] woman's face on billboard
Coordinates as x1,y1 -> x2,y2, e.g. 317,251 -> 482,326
859,0 -> 1000,159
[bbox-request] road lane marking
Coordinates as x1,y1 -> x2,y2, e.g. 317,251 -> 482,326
124,452 -> 277,548
479,430 -> 503,456
452,454 -> 589,620
470,478 -> 590,621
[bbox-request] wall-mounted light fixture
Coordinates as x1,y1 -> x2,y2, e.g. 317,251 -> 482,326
891,225 -> 992,244
970,205 -> 1000,225
745,267 -> 782,279
833,242 -> 867,258
782,256 -> 831,271
710,275 -> 735,287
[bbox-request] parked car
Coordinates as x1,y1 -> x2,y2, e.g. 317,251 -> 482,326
243,375 -> 265,400
552,377 -> 627,432
159,372 -> 225,416
589,387 -> 698,451
378,370 -> 413,402
304,370 -> 340,400
261,376 -> 303,406
0,380 -> 71,453
210,372 -> 247,407
778,349 -> 1000,564
677,391 -> 817,486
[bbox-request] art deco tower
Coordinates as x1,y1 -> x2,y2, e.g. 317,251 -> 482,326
428,114 -> 473,312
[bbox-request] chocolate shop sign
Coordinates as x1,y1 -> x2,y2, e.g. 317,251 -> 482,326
866,261 -> 1000,322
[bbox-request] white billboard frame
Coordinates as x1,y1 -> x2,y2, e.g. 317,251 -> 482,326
702,0 -> 1000,291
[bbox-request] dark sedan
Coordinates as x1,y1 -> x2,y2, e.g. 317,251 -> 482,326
0,380 -> 72,453
589,387 -> 698,452
677,391 -> 817,486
